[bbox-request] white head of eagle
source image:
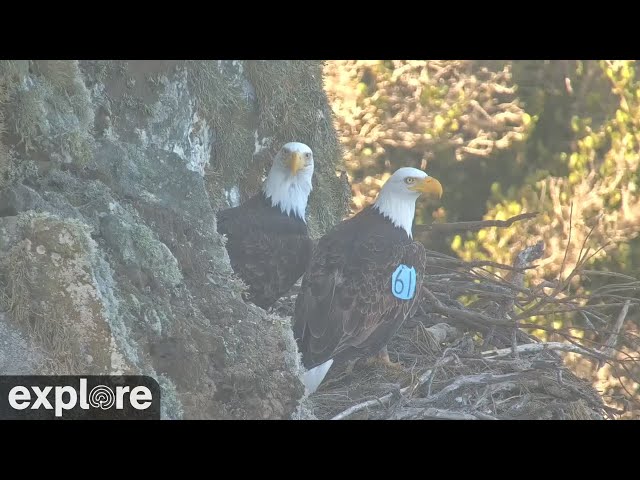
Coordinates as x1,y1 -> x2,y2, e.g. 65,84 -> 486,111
262,142 -> 314,222
373,167 -> 443,238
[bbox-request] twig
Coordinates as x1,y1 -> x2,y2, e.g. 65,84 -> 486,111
598,300 -> 632,370
579,311 -> 596,331
426,348 -> 458,396
330,394 -> 394,420
415,212 -> 539,234
425,258 -> 536,273
512,328 -> 519,360
482,341 -> 610,362
504,241 -> 545,358
330,357 -> 455,420
515,323 -> 640,364
556,202 -> 573,296
472,411 -> 499,420
580,270 -> 639,282
510,241 -> 545,283
515,302 -> 633,321
391,407 -> 497,420
422,285 -> 512,327
420,371 -> 534,405
463,356 -> 559,370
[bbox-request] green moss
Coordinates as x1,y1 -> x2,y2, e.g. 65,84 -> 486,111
100,211 -> 183,288
10,87 -> 43,151
0,81 -> 10,189
157,374 -> 184,419
121,92 -> 154,118
63,130 -> 95,166
22,211 -> 93,257
0,239 -> 31,327
187,61 -> 247,118
132,223 -> 182,285
0,213 -> 117,375
210,113 -> 255,189
0,60 -> 94,169
244,60 -> 348,237
186,61 -> 253,190
32,61 -> 77,92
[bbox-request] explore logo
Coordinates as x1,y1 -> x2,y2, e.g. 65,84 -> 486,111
0,376 -> 161,420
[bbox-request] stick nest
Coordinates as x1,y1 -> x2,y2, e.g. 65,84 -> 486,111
273,213 -> 640,420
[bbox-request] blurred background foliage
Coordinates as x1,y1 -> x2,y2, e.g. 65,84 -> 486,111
324,60 -> 640,415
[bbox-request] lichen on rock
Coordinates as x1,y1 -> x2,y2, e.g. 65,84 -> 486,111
0,60 -> 349,419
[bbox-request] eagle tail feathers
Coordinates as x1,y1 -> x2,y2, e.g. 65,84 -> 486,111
302,359 -> 334,395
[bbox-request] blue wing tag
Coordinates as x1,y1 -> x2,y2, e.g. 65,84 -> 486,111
391,264 -> 416,300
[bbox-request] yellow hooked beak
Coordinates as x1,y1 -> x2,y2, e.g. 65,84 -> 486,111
410,176 -> 443,198
288,151 -> 305,176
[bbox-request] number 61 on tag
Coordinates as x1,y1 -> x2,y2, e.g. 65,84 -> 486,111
391,264 -> 416,300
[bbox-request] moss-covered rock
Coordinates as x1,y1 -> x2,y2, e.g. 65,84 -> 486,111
0,60 -> 347,419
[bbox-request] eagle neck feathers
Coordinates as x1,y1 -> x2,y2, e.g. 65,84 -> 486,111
372,192 -> 416,238
262,167 -> 312,222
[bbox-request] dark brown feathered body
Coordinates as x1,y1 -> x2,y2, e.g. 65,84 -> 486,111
293,206 -> 427,369
217,192 -> 313,310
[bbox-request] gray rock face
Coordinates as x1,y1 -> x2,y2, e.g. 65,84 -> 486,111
0,60 -> 349,419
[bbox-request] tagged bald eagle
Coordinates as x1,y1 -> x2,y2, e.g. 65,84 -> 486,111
293,167 -> 443,393
217,142 -> 314,310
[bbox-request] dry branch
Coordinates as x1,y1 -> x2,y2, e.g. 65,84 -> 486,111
390,407 -> 495,420
330,356 -> 456,420
419,371 -> 535,404
421,286 -> 512,327
598,300 -> 631,370
481,342 -> 609,362
415,212 -> 538,234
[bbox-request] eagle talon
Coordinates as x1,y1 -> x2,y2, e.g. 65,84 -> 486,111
343,358 -> 364,377
363,357 -> 404,371
364,348 -> 404,371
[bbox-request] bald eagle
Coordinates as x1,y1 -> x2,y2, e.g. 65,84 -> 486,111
293,167 -> 443,392
217,142 -> 315,310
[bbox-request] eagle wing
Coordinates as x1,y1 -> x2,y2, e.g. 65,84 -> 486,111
294,229 -> 427,368
218,202 -> 312,309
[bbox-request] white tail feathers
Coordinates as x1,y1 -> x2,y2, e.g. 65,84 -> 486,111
302,359 -> 334,395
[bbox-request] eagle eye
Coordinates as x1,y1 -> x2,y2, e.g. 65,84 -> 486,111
305,152 -> 311,159
405,177 -> 415,184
